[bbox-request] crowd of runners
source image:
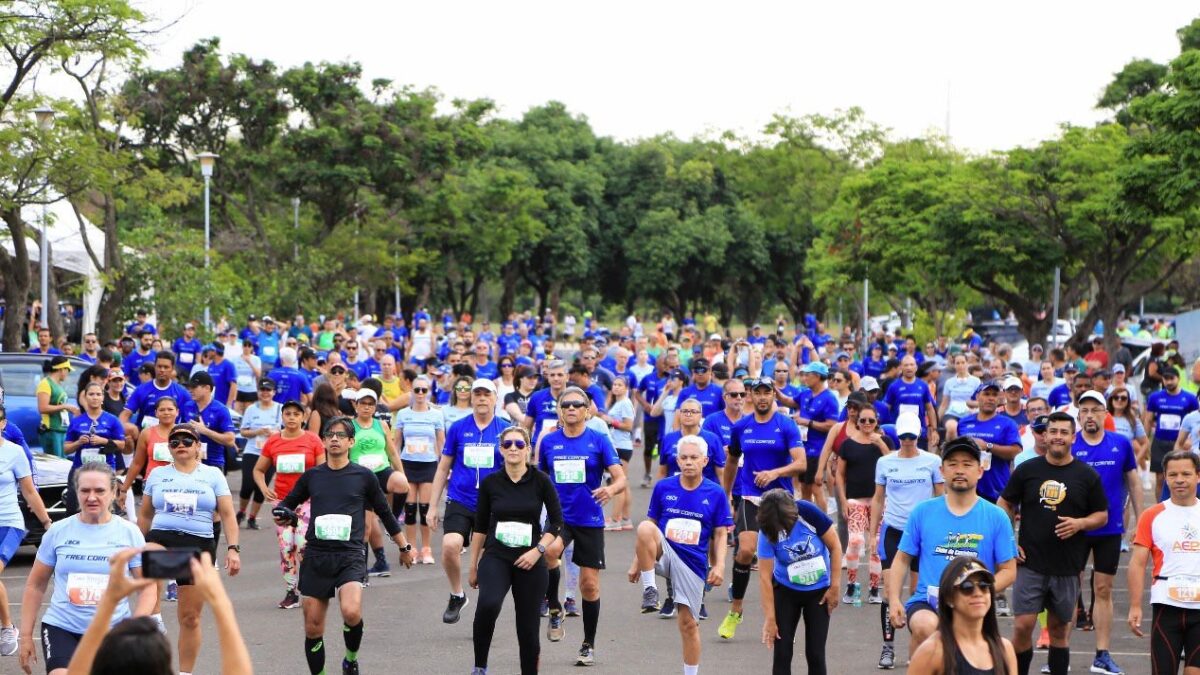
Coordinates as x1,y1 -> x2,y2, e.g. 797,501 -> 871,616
1,308 -> 1198,674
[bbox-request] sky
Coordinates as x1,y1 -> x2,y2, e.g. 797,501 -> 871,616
130,1 -> 1199,153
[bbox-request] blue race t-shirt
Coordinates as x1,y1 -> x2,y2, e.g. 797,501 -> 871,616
194,400 -> 236,469
144,463 -> 231,538
0,441 -> 33,529
443,415 -> 508,511
874,450 -> 944,531
526,388 -> 561,449
650,476 -> 732,580
124,381 -> 196,427
1072,432 -> 1137,537
701,410 -> 744,450
268,366 -> 314,405
37,516 -> 145,634
639,374 -> 667,428
207,359 -> 237,404
798,388 -> 839,457
660,429 -> 726,483
539,427 -> 621,528
678,383 -> 724,419
1048,383 -> 1072,409
756,499 -> 834,592
172,338 -> 203,371
729,412 -> 802,498
898,496 -> 1017,609
955,413 -> 1022,501
65,412 -> 126,470
1146,389 -> 1200,443
884,378 -> 936,434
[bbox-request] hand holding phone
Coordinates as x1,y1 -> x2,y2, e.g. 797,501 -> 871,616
142,548 -> 202,583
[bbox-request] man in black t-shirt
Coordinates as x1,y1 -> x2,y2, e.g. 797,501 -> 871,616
277,416 -> 414,675
998,411 -> 1107,675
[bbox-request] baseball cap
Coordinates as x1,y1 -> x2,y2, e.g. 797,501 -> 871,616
1031,415 -> 1051,433
800,362 -> 829,377
257,377 -> 276,390
281,400 -> 306,414
835,351 -> 851,361
1163,366 -> 1181,379
671,369 -> 691,383
895,411 -> 921,438
1078,390 -> 1106,407
952,558 -> 995,587
846,390 -> 871,408
747,376 -> 774,390
1030,343 -> 1044,353
184,322 -> 195,330
860,376 -> 880,392
471,379 -> 497,393
1001,376 -> 1023,391
49,355 -> 73,371
187,371 -> 214,388
262,315 -> 275,323
973,380 -> 1002,397
1112,363 -> 1126,374
168,423 -> 199,441
941,436 -> 982,463
708,333 -> 722,342
1064,362 -> 1079,373
353,388 -> 377,402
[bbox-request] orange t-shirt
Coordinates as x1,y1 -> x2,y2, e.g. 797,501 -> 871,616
143,426 -> 172,477
260,431 -> 324,500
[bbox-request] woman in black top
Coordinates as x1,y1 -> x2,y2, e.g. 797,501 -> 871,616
469,425 -> 563,675
909,556 -> 1017,674
835,408 -> 891,603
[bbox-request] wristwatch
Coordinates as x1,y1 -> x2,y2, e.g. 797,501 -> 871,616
985,442 -> 994,451
536,543 -> 547,555
227,545 -> 241,553
400,543 -> 413,553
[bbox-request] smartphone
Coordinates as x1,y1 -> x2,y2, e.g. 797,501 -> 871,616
142,548 -> 201,582
272,505 -> 298,526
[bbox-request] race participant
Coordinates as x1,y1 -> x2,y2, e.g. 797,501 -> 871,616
1145,366 -> 1200,496
269,347 -> 313,406
939,352 -> 981,440
629,435 -> 730,675
867,411 -> 945,669
539,386 -> 626,665
637,351 -> 676,487
137,423 -> 241,675
120,396 -> 183,501
237,377 -> 282,529
17,462 -> 154,675
883,355 -> 940,450
120,350 -> 195,430
755,488 -> 842,675
719,376 -> 805,641
186,371 -> 236,473
701,378 -> 748,469
678,358 -> 722,418
601,377 -> 636,531
346,389 -> 407,578
998,412 -> 1108,675
835,400 -> 891,606
64,382 -> 126,476
254,400 -> 325,609
796,362 -> 839,510
907,557 -> 1019,675
1127,449 -> 1200,675
0,406 -> 53,655
522,359 -> 569,450
428,379 -> 508,625
952,381 -> 1022,512
660,400 -> 726,483
172,323 -> 203,380
443,376 -> 477,428
227,340 -> 262,414
394,375 -> 445,565
274,415 -> 414,675
468,426 -> 562,675
887,437 -> 1018,661
1070,391 -> 1142,675
36,356 -> 78,457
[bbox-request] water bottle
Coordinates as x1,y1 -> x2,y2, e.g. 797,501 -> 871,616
853,584 -> 862,607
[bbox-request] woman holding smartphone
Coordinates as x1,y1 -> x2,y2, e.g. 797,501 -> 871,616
138,424 -> 240,675
19,462 -> 154,675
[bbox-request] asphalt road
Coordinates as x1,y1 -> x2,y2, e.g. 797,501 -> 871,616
2,474 -> 1156,675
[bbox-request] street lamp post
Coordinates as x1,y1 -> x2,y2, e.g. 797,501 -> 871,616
197,152 -> 219,329
292,197 -> 300,261
33,106 -> 55,329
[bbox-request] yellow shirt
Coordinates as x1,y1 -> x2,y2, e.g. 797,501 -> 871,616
380,377 -> 403,403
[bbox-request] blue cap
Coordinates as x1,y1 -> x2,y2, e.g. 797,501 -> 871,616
973,380 -> 1002,398
835,351 -> 851,361
801,361 -> 829,377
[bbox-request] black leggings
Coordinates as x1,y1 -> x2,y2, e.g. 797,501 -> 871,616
1151,603 -> 1200,675
473,555 -> 547,675
238,456 -> 273,503
772,583 -> 831,675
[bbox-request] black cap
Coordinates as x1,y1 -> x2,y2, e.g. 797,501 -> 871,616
257,377 -> 276,390
846,390 -> 871,408
1031,414 -> 1051,432
187,371 -> 214,388
281,400 -> 306,414
691,357 -> 711,369
671,368 -> 690,382
747,376 -> 774,390
940,437 -> 982,463
1163,366 -> 1181,379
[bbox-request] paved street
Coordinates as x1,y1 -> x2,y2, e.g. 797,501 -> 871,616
3,474 -> 1155,674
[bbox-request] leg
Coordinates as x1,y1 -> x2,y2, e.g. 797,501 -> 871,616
634,520 -> 663,573
472,556 -> 512,670
578,566 -> 601,644
677,603 -> 701,670
337,582 -> 364,661
844,500 -> 867,588
403,498 -> 419,552
442,532 -> 465,594
1012,613 -> 1038,653
0,571 -> 10,628
417,483 -> 433,548
544,537 -> 564,612
772,583 -> 802,675
731,530 -> 756,615
908,609 -> 939,658
302,597 -> 329,675
800,587 -> 831,675
175,585 -> 205,672
1150,603 -> 1184,675
512,562 -> 548,675
1046,610 -> 1072,674
386,469 -> 409,495
1092,571 -> 1115,650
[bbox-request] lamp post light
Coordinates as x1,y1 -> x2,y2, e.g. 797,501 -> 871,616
196,152 -> 219,329
33,106 -> 55,329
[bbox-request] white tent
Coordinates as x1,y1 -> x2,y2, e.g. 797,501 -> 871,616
2,200 -> 106,335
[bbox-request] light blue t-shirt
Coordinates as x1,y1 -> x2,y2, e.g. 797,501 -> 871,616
1113,414 -> 1148,443
942,375 -> 981,417
898,496 -> 1017,610
396,407 -> 445,463
144,464 -> 231,538
874,450 -> 944,531
239,402 -> 282,455
608,398 -> 636,450
442,405 -> 473,429
1180,410 -> 1200,448
37,516 -> 145,634
0,441 -> 33,529
756,499 -> 834,592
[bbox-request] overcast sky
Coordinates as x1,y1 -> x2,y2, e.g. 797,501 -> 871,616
138,1 -> 1197,153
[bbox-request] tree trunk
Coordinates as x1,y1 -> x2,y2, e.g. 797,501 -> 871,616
499,263 -> 518,319
1015,312 -> 1053,352
0,209 -> 32,351
47,266 -> 64,340
549,281 -> 563,318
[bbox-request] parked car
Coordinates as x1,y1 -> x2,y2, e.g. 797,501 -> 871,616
0,353 -> 90,451
17,451 -> 72,546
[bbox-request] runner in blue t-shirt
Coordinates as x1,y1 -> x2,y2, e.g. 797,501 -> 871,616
796,361 -> 839,509
267,348 -> 314,405
677,358 -> 723,419
885,437 -> 1017,660
660,406 -> 726,482
629,436 -> 731,674
953,381 -> 1022,503
172,323 -> 204,380
719,376 -> 805,641
120,351 -> 196,428
185,372 -> 237,472
521,359 -> 569,451
537,386 -> 626,666
64,383 -> 127,472
883,356 -> 939,449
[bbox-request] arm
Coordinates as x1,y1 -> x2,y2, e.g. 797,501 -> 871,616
1126,470 -> 1144,524
137,489 -> 155,535
925,402 -> 940,445
907,634 -> 945,675
253,454 -> 275,502
807,418 -> 835,434
18,477 -> 52,530
467,531 -> 486,588
758,556 -> 780,648
216,495 -> 240,574
38,389 -> 77,416
18,561 -> 54,672
761,446 -> 807,483
835,457 -> 849,518
122,432 -> 149,494
886,550 -> 914,626
820,526 -> 843,610
983,440 -> 1022,461
722,452 -> 739,500
813,422 -> 843,486
997,497 -> 1018,527
593,462 -> 627,504
191,554 -> 253,675
993,557 -> 1017,593
382,421 -> 402,471
1127,544 -> 1150,636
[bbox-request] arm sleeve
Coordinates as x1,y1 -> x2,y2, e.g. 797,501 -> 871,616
541,471 -> 564,537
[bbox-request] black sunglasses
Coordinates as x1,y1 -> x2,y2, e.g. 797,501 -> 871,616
858,418 -> 877,424
501,439 -> 527,449
413,387 -> 429,394
726,392 -> 747,398
169,437 -> 197,448
956,579 -> 993,595
500,363 -> 514,368
330,367 -> 347,374
692,367 -> 709,374
560,401 -> 588,410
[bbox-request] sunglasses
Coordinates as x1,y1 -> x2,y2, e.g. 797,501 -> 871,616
898,434 -> 918,441
692,367 -> 709,374
726,392 -> 747,398
454,386 -> 471,392
323,431 -> 351,440
858,418 -> 877,425
560,401 -> 588,410
500,363 -> 514,368
413,387 -> 429,394
831,378 -> 845,383
346,345 -> 358,350
1112,395 -> 1128,401
955,579 -> 993,595
330,367 -> 347,374
501,439 -> 527,449
169,437 -> 197,448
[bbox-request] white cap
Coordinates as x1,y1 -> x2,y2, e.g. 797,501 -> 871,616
708,333 -> 722,342
360,313 -> 374,324
860,376 -> 880,392
470,378 -> 497,393
353,388 -> 378,402
1112,363 -> 1126,374
1001,376 -> 1024,391
1078,390 -> 1106,407
895,411 -> 921,437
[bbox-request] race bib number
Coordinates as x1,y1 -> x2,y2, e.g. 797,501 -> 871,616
406,439 -> 433,457
179,351 -> 194,364
664,518 -> 702,546
980,449 -> 993,471
164,492 -> 198,517
314,514 -> 352,541
495,521 -> 533,547
463,444 -> 494,469
787,556 -> 828,586
357,454 -> 386,471
80,449 -> 104,465
262,345 -> 277,358
1161,414 -> 1183,431
899,404 -> 920,418
141,415 -> 159,430
553,458 -> 586,484
928,585 -> 940,609
58,410 -> 70,426
66,572 -> 109,607
276,453 -> 306,474
1168,574 -> 1200,604
152,442 -> 172,462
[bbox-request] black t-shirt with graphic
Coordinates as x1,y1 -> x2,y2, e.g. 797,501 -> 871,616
1000,456 -> 1107,577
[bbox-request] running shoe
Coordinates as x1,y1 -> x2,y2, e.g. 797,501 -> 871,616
1040,664 -> 1073,673
604,520 -> 621,532
471,668 -> 487,675
698,604 -> 708,620
641,474 -> 652,488
540,598 -> 549,617
564,597 -> 580,617
421,546 -> 435,565
166,581 -> 178,602
659,596 -> 677,619
995,594 -> 1012,617
1037,628 -> 1050,650
443,594 -> 469,624
878,644 -> 895,670
547,610 -> 565,642
576,642 -> 595,666
868,587 -> 883,605
236,511 -> 245,527
641,587 -> 660,613
620,519 -> 633,530
278,590 -> 300,610
842,582 -> 858,606
367,558 -> 391,578
342,658 -> 359,675
153,613 -> 167,635
1076,609 -> 1093,631
1091,650 -> 1124,675
1120,539 -> 1130,553
717,611 -> 742,640
0,625 -> 17,657
247,517 -> 260,531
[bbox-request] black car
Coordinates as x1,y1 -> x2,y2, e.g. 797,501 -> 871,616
17,452 -> 72,546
